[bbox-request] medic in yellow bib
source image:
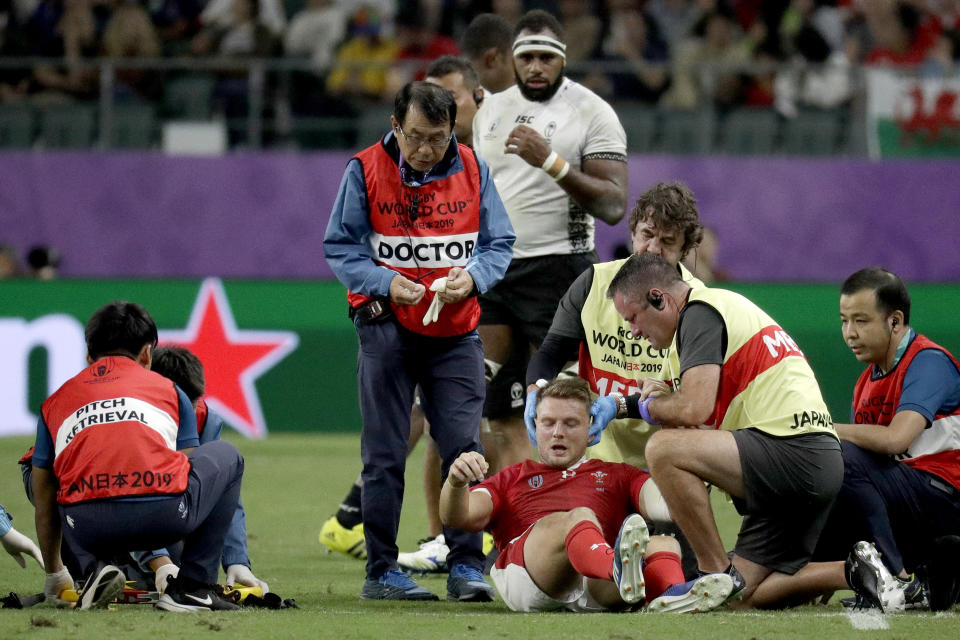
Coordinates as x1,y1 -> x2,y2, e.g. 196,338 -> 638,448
593,252 -> 842,609
524,182 -> 705,468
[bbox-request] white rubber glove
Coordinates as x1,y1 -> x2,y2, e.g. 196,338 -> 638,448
43,567 -> 75,608
154,563 -> 179,594
1,527 -> 44,569
225,564 -> 269,594
422,277 -> 448,326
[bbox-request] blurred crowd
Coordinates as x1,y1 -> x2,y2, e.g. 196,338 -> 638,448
0,244 -> 61,279
1,0 -> 959,117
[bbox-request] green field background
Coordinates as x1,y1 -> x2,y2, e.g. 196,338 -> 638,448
3,279 -> 960,434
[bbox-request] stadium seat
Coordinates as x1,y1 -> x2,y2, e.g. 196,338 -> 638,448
163,74 -> 216,120
658,108 -> 715,154
290,116 -> 356,150
283,0 -> 306,18
618,103 -> 659,153
843,110 -> 869,156
357,104 -> 394,148
782,108 -> 843,155
108,104 -> 157,149
720,107 -> 780,155
0,103 -> 35,148
39,103 -> 97,148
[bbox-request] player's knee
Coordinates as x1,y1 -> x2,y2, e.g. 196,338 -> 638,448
644,430 -> 681,469
647,535 -> 681,556
566,506 -> 599,527
640,480 -> 672,522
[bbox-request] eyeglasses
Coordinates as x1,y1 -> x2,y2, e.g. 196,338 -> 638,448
395,124 -> 452,150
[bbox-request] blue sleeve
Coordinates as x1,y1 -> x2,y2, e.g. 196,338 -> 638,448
32,416 -> 55,469
322,159 -> 398,298
899,350 -> 960,423
176,387 -> 200,449
199,409 -> 225,445
0,504 -> 11,536
220,497 -> 250,568
129,548 -> 169,570
464,156 -> 515,294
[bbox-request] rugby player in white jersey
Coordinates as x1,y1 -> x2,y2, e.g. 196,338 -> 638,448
472,9 -> 628,475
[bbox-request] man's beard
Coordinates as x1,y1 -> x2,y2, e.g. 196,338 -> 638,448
516,68 -> 564,102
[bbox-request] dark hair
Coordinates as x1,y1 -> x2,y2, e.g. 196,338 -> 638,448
27,245 -> 61,270
426,56 -> 481,91
628,182 -> 704,258
536,376 -> 592,412
795,24 -> 830,63
841,267 -> 911,325
607,253 -> 682,304
85,301 -> 158,361
394,81 -> 457,128
514,9 -> 564,41
151,345 -> 205,402
462,13 -> 513,58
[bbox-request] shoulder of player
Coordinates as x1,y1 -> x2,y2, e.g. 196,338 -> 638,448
480,85 -> 522,111
554,78 -> 614,112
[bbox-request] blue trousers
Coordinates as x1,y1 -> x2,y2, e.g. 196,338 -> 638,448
60,440 -> 243,584
817,441 -> 960,574
355,317 -> 485,579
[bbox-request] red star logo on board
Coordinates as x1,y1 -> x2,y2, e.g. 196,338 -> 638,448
159,278 -> 298,438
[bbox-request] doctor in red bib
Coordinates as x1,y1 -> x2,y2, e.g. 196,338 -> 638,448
324,81 -> 514,602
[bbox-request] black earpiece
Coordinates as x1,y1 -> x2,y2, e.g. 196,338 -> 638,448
647,291 -> 663,310
891,317 -> 898,329
473,89 -> 484,107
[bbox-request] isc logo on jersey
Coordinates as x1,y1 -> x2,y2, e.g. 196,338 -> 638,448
372,232 -> 478,269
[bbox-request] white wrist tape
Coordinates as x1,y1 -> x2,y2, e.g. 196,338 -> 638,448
553,161 -> 570,181
540,151 -> 558,172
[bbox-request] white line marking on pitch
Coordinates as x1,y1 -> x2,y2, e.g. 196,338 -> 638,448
846,610 -> 889,630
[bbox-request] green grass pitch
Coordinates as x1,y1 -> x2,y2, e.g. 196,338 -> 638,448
0,432 -> 957,638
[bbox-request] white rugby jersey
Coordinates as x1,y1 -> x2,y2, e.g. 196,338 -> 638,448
473,77 -> 626,259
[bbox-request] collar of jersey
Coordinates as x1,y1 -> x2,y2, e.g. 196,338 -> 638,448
383,130 -> 463,185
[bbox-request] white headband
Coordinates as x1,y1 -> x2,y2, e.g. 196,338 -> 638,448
512,34 -> 567,59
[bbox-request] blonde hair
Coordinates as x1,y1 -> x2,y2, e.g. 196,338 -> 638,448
536,377 -> 591,412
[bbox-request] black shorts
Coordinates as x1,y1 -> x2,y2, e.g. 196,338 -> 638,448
479,252 -> 597,347
483,339 -> 528,420
732,428 -> 843,574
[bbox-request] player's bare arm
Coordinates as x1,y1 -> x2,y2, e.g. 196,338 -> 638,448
32,467 -> 64,573
834,410 -> 927,455
504,125 -> 627,226
644,364 -> 720,427
440,452 -> 493,532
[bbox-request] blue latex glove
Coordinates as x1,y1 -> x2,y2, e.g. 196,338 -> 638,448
524,389 -> 539,446
588,396 -> 617,446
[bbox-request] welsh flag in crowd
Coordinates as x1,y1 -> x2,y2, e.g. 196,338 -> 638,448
866,68 -> 960,159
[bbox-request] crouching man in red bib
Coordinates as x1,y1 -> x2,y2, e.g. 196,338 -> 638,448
440,377 -> 733,612
33,301 -> 244,612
